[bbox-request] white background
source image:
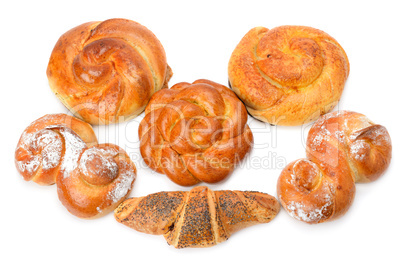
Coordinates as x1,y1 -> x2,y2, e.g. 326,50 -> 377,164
1,0 -> 401,267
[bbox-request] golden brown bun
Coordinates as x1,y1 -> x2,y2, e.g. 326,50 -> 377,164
138,79 -> 253,186
228,26 -> 349,126
277,111 -> 392,223
15,114 -> 136,218
114,186 -> 280,248
47,18 -> 172,125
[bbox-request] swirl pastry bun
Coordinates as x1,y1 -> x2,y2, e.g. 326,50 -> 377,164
277,111 -> 392,223
15,114 -> 137,218
47,18 -> 172,125
138,79 -> 253,186
228,26 -> 349,126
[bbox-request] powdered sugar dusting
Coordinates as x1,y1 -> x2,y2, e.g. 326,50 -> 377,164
357,116 -> 373,130
290,172 -> 297,183
107,161 -> 136,203
374,132 -> 391,146
312,127 -> 330,148
324,110 -> 345,121
16,132 -> 39,174
16,153 -> 40,174
349,141 -> 368,161
286,194 -> 333,223
334,130 -> 345,143
51,126 -> 87,178
349,125 -> 391,161
79,147 -> 119,179
33,130 -> 63,170
368,126 -> 392,146
16,129 -> 63,175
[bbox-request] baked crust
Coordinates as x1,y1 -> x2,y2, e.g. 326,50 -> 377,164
47,18 -> 172,125
138,79 -> 253,186
228,26 -> 349,125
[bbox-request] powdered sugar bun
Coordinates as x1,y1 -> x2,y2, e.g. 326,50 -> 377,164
57,144 -> 136,219
15,114 -> 136,219
277,111 -> 392,224
15,114 -> 97,185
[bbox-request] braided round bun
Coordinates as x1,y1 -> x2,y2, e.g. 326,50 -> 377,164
277,111 -> 392,223
47,18 -> 172,125
15,114 -> 136,218
138,79 -> 253,186
228,26 -> 349,126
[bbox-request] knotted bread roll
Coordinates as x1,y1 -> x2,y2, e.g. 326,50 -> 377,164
47,18 -> 172,125
228,26 -> 349,126
277,111 -> 392,223
138,79 -> 253,186
15,114 -> 137,218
